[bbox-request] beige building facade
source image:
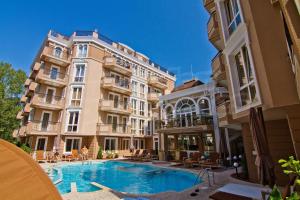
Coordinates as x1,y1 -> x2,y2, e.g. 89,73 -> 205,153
15,30 -> 175,159
204,0 -> 300,184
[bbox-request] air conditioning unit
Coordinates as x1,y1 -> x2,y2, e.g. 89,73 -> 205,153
270,0 -> 279,5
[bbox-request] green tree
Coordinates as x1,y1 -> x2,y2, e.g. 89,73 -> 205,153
0,62 -> 27,142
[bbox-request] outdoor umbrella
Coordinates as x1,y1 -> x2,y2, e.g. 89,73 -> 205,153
249,107 -> 275,187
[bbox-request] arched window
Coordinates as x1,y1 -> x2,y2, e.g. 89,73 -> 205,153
199,98 -> 210,115
176,99 -> 196,114
54,47 -> 62,58
175,98 -> 196,127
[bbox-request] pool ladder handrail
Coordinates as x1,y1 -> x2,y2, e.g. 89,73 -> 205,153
194,168 -> 215,187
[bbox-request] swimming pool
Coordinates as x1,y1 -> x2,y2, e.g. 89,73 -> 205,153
49,161 -> 202,194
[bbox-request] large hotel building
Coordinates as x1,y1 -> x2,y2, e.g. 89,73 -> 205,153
204,0 -> 300,184
15,30 -> 176,159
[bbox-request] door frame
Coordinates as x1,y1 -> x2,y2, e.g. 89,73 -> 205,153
35,136 -> 48,151
40,111 -> 52,130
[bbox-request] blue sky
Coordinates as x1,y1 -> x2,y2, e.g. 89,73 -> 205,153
0,0 -> 216,85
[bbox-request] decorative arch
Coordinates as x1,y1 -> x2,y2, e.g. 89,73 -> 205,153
197,97 -> 211,115
174,97 -> 197,114
53,46 -> 62,57
163,103 -> 175,120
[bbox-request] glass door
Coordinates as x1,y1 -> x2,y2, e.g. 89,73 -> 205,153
107,115 -> 118,133
36,137 -> 47,151
46,89 -> 54,104
41,112 -> 50,131
50,67 -> 58,80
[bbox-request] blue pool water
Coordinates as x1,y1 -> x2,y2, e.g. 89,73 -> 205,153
50,161 -> 201,194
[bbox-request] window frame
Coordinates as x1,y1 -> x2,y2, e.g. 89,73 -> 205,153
73,63 -> 86,83
64,137 -> 82,153
77,44 -> 88,58
66,110 -> 80,132
70,86 -> 83,107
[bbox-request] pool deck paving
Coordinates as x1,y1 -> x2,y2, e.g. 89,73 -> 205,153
40,160 -> 264,200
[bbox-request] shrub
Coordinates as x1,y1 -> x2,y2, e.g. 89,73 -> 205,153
114,153 -> 119,158
20,143 -> 32,154
97,146 -> 103,159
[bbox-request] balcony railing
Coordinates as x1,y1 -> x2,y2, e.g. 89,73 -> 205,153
96,123 -> 131,135
99,99 -> 131,114
102,76 -> 132,95
148,75 -> 168,89
208,12 -> 220,46
26,120 -> 61,134
103,56 -> 132,76
157,114 -> 213,130
36,68 -> 68,87
203,0 -> 215,13
41,46 -> 71,67
147,92 -> 160,102
31,93 -> 65,110
212,53 -> 226,81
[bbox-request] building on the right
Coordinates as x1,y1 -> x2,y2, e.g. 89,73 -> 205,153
204,0 -> 300,184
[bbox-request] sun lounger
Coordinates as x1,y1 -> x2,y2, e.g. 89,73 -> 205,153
209,183 -> 271,200
125,149 -> 140,160
183,152 -> 200,167
133,149 -> 148,161
35,150 -> 46,162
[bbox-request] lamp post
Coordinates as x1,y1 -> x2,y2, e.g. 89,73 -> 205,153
233,162 -> 239,178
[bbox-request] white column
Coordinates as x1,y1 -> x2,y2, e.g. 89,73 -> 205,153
210,84 -> 221,152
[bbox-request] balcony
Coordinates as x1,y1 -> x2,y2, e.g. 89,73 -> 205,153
203,0 -> 215,14
157,115 -> 214,134
147,92 -> 160,102
101,77 -> 131,95
24,78 -> 31,86
21,103 -> 31,116
208,12 -> 222,50
36,68 -> 68,87
16,111 -> 23,120
25,82 -> 37,97
212,53 -> 226,81
26,121 -> 61,136
40,46 -> 70,67
13,126 -> 27,137
20,95 -> 27,103
99,100 -> 131,115
103,57 -> 132,76
31,93 -> 65,110
217,101 -> 233,127
148,75 -> 168,90
96,123 -> 131,137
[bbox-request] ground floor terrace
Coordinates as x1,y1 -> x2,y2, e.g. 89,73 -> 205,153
22,135 -> 153,160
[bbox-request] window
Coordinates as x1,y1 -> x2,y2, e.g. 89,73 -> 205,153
131,118 -> 137,134
148,103 -> 151,117
224,0 -> 241,35
133,65 -> 138,75
134,139 -> 139,149
140,140 -> 145,149
140,84 -> 145,98
71,87 -> 82,107
77,44 -> 88,57
199,99 -> 210,115
147,121 -> 152,136
107,115 -> 118,133
104,138 -> 117,151
140,101 -> 145,116
67,111 -> 79,132
234,45 -> 257,107
36,137 -> 47,151
74,64 -> 85,82
54,47 -> 62,58
50,67 -> 58,80
132,81 -> 138,96
139,119 -> 145,135
175,99 -> 197,127
132,99 -> 137,114
65,138 -> 81,153
122,139 -> 130,150
140,67 -> 145,78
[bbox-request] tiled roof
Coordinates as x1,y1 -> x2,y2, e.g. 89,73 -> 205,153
172,79 -> 204,92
